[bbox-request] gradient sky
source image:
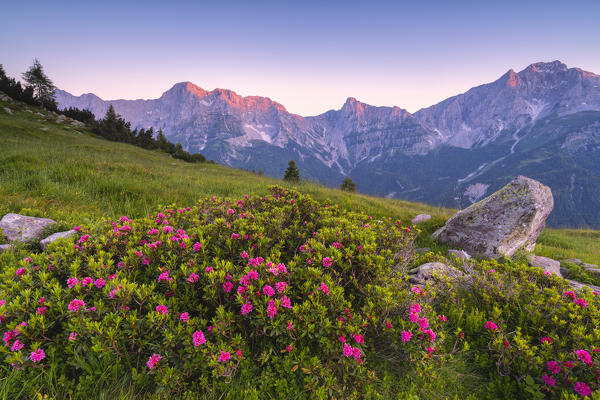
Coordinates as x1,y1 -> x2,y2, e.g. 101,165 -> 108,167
2,0 -> 599,116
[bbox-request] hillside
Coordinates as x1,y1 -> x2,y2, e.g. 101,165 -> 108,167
1,96 -> 599,265
56,61 -> 600,228
2,97 -> 600,399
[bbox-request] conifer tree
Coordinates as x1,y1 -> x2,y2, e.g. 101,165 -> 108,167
340,177 -> 356,192
22,59 -> 55,102
283,159 -> 300,183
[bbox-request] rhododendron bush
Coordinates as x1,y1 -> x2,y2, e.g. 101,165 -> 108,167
0,187 -> 447,398
434,259 -> 600,398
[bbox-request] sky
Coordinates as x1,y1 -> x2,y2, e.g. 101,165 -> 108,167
1,0 -> 599,116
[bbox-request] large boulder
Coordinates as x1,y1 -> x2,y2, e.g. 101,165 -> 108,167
0,213 -> 56,243
432,176 -> 553,258
40,230 -> 77,249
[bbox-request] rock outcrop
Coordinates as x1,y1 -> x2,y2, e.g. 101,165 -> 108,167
432,176 -> 553,258
0,213 -> 56,243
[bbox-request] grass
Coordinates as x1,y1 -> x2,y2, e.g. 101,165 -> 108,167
1,97 -> 599,266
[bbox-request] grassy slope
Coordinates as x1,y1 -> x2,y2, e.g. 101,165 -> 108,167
1,98 -> 599,265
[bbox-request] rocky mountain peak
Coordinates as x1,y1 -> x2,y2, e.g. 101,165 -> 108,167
523,60 -> 568,74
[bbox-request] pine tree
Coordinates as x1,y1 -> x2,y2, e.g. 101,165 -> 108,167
283,159 -> 300,183
22,59 -> 55,102
340,177 -> 356,192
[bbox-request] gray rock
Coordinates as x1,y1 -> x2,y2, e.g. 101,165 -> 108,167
71,120 -> 85,127
40,230 -> 77,249
582,263 -> 598,270
0,213 -> 56,243
3,107 -> 12,115
411,214 -> 431,225
564,258 -> 582,265
56,115 -> 67,123
567,279 -> 600,292
408,262 -> 465,284
40,127 -> 48,131
448,249 -> 471,260
0,244 -> 10,252
529,255 -> 562,277
586,268 -> 600,278
415,247 -> 431,254
432,176 -> 553,258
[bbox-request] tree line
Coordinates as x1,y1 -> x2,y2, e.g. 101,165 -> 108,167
0,60 -> 206,163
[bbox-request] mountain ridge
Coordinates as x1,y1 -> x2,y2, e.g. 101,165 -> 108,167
55,60 -> 600,228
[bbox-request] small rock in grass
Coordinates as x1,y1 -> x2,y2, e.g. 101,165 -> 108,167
408,262 -> 464,284
411,214 -> 431,225
0,244 -> 10,253
40,230 -> 77,249
448,249 -> 471,260
581,263 -> 598,270
3,107 -> 13,115
564,258 -> 582,265
415,247 -> 431,254
529,255 -> 561,277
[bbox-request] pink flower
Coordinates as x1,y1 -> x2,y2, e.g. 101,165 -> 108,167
81,277 -> 93,287
156,305 -> 168,315
37,297 -> 45,304
575,350 -> 593,366
263,285 -> 275,297
286,322 -> 293,330
68,299 -> 86,312
401,331 -> 412,342
418,317 -> 429,330
69,332 -> 78,341
354,334 -> 365,344
318,282 -> 329,296
205,266 -> 213,273
158,271 -> 171,282
223,281 -> 234,293
187,273 -> 199,283
280,295 -> 292,309
267,300 -> 277,319
564,290 -> 576,299
163,226 -> 173,233
218,351 -> 230,362
236,349 -> 242,358
192,330 -> 206,346
74,226 -> 82,231
11,340 -> 24,352
37,307 -> 47,315
227,209 -> 234,215
438,315 -> 448,322
574,382 -> 592,397
275,281 -> 288,293
409,312 -> 419,323
231,233 -> 240,240
79,234 -> 90,243
332,242 -> 343,249
352,347 -> 361,360
409,303 -> 421,314
179,312 -> 189,323
385,320 -> 393,329
574,298 -> 588,308
192,242 -> 202,252
240,251 -> 249,258
16,268 -> 26,276
542,374 -> 555,387
241,302 -> 253,315
423,329 -> 436,343
146,353 -> 161,370
343,342 -> 353,357
541,337 -> 553,345
247,270 -> 259,280
338,335 -> 346,343
484,321 -> 498,331
30,348 -> 45,362
322,257 -> 333,267
411,286 -> 423,295
547,361 -> 561,374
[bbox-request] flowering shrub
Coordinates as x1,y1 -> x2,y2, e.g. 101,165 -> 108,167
0,187 -> 441,398
434,259 -> 600,398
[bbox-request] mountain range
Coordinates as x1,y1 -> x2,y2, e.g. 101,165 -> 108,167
55,60 -> 600,228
